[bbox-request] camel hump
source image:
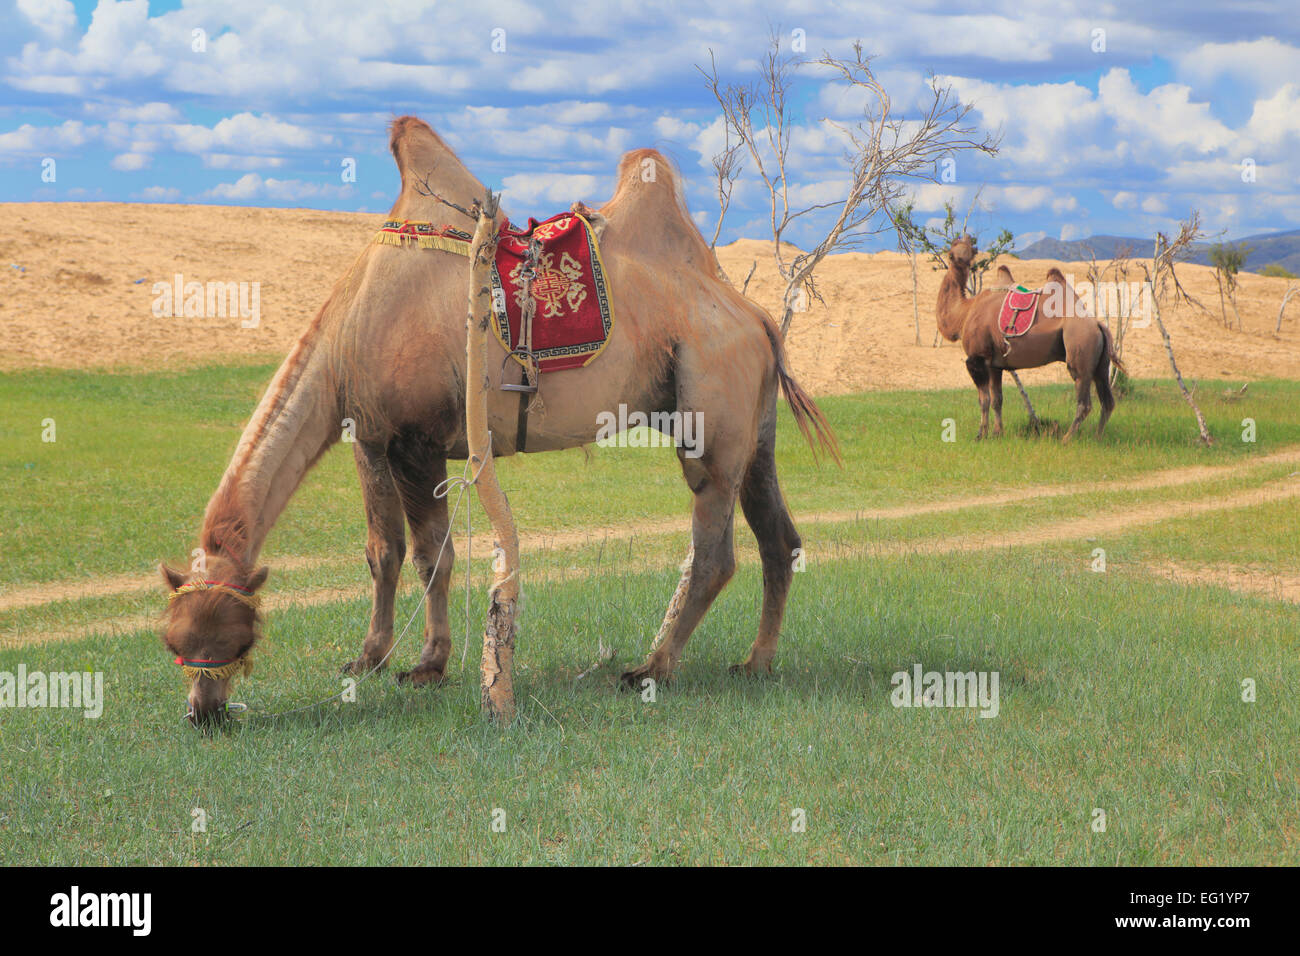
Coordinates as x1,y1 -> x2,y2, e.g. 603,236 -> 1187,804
387,114 -> 475,180
607,148 -> 687,213
389,115 -> 435,156
1045,266 -> 1068,286
996,264 -> 1015,286
603,148 -> 710,259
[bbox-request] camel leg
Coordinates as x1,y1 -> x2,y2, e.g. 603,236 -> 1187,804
988,366 -> 1005,437
966,355 -> 991,439
620,461 -> 739,689
388,438 -> 455,687
733,432 -> 801,675
343,440 -> 406,674
1061,364 -> 1093,443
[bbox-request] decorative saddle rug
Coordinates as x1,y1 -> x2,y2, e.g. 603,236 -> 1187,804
373,211 -> 615,374
998,285 -> 1040,337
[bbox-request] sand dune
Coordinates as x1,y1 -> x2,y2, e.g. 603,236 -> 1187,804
2,202 -> 1297,393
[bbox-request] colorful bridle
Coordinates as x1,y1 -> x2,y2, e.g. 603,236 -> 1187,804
168,580 -> 260,683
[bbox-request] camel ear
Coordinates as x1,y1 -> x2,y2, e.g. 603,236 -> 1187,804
246,566 -> 269,593
159,562 -> 186,592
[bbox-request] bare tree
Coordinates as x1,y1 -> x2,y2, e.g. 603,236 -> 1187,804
1141,212 -> 1213,445
1277,283 -> 1300,333
702,36 -> 997,337
703,51 -> 746,254
1084,242 -> 1136,385
890,201 -> 922,345
1208,242 -> 1251,330
893,195 -> 1013,321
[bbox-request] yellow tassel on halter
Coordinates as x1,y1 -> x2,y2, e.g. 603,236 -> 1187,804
178,657 -> 253,684
168,581 -> 261,610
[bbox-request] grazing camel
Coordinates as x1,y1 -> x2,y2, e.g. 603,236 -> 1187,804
936,235 -> 1122,441
159,116 -> 838,725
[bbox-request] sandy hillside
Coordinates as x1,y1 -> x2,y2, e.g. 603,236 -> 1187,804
2,202 -> 1298,393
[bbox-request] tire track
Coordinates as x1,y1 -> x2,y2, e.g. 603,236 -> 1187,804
4,446 -> 1298,646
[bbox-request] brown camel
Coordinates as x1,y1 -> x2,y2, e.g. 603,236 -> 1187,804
159,115 -> 838,725
936,235 -> 1123,442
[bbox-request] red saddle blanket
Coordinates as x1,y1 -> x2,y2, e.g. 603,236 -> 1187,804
490,212 -> 615,373
998,286 -> 1040,337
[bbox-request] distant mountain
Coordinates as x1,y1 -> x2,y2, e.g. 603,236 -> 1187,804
1017,228 -> 1300,275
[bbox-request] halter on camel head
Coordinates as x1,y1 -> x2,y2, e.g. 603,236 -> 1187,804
167,580 -> 260,684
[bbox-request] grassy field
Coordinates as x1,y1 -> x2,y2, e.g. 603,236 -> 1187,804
1,366 -> 1297,864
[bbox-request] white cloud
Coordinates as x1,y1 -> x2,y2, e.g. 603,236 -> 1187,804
3,1 -> 1300,243
17,0 -> 77,41
86,101 -> 184,124
655,115 -> 700,141
111,152 -> 150,171
166,113 -> 330,154
1097,69 -> 1233,154
1242,84 -> 1300,153
204,173 -> 354,202
0,120 -> 98,153
905,183 -> 973,212
202,154 -> 288,170
1176,38 -> 1300,101
500,172 -> 601,208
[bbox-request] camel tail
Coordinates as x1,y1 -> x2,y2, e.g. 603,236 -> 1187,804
760,320 -> 842,466
1100,321 -> 1125,375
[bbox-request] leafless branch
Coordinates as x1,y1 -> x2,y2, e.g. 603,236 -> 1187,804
413,169 -> 480,221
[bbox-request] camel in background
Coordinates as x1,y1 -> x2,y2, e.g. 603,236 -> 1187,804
158,116 -> 838,724
936,235 -> 1122,441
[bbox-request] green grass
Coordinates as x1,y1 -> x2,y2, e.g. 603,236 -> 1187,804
1,364 -> 1297,865
1,552 -> 1295,865
3,365 -> 1298,585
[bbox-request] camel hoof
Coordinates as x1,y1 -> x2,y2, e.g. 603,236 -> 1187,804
340,657 -> 385,676
396,664 -> 448,687
729,661 -> 773,677
619,663 -> 668,691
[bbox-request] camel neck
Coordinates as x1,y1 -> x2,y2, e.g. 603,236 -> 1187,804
199,320 -> 341,568
936,265 -> 970,339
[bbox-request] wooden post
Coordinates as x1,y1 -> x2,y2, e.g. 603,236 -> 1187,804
1008,369 -> 1041,431
1142,259 -> 1213,446
464,192 -> 520,721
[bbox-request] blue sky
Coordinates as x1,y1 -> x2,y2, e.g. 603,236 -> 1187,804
3,0 -> 1299,250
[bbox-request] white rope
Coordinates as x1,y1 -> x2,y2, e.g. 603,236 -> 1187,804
245,439 -> 493,722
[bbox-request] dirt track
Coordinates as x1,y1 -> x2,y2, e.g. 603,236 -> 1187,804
7,445 -> 1297,646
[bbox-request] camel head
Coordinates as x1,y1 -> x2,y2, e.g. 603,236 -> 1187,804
159,558 -> 268,727
936,234 -> 978,341
948,234 -> 976,272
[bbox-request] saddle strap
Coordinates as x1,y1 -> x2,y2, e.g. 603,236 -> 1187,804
515,374 -> 530,453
